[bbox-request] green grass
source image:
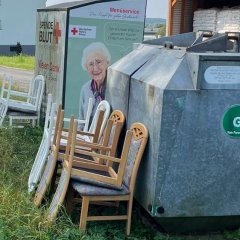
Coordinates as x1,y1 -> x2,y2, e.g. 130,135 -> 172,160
0,127 -> 172,240
0,55 -> 35,70
0,63 -> 240,240
1,127 -> 240,239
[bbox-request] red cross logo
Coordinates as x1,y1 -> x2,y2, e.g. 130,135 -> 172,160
53,22 -> 61,44
71,27 -> 78,35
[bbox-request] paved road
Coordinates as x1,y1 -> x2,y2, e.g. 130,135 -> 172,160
0,66 -> 34,91
0,66 -> 34,82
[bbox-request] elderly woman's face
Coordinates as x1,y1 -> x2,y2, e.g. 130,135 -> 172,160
86,52 -> 108,86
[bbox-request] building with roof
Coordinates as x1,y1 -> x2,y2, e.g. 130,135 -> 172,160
0,0 -> 46,55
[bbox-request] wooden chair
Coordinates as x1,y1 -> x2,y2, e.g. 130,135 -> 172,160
72,110 -> 125,166
48,122 -> 148,236
59,97 -> 94,146
33,105 -> 64,206
47,117 -> 78,220
1,74 -> 45,126
28,94 -> 56,193
33,106 -> 105,206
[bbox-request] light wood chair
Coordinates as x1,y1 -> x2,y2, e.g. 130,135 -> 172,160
47,117 -> 78,220
34,105 -> 64,207
68,121 -> 147,189
72,110 -> 125,166
33,106 -> 105,206
48,122 -> 148,236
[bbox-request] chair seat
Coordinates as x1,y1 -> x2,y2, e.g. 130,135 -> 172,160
8,101 -> 36,113
7,110 -> 37,117
71,179 -> 129,196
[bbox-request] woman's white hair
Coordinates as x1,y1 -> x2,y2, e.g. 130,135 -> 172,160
81,42 -> 111,70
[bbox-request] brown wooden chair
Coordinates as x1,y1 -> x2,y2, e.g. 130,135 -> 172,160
33,105 -> 64,207
47,117 -> 77,220
72,110 -> 125,167
33,106 -> 105,207
49,122 -> 148,235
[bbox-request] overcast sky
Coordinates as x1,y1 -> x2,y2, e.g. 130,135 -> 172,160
46,0 -> 168,19
146,0 -> 168,18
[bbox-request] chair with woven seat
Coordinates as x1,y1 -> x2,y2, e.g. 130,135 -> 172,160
48,121 -> 148,236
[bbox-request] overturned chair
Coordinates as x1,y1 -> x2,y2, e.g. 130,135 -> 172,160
47,118 -> 148,236
33,104 -> 110,206
0,74 -> 45,127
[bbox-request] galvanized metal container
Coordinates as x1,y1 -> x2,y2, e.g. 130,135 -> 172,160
106,32 -> 240,227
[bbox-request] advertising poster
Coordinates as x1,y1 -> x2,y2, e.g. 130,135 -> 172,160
35,11 -> 66,105
64,0 -> 146,124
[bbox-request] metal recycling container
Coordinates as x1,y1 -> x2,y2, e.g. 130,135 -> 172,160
106,32 -> 240,228
34,0 -> 146,118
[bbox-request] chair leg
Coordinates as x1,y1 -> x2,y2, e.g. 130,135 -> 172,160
126,197 -> 133,236
66,185 -> 74,215
79,196 -> 90,230
9,116 -> 13,126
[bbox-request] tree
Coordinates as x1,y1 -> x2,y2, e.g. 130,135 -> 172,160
156,24 -> 166,37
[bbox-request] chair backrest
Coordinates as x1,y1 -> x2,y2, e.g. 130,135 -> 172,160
28,94 -> 56,193
100,110 -> 125,160
82,97 -> 93,132
29,75 -> 45,111
0,74 -> 13,99
88,100 -> 110,142
33,105 -> 64,206
121,122 -> 148,191
76,97 -> 93,132
0,99 -> 7,126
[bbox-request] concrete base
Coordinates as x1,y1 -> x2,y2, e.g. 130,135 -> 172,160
155,216 -> 240,234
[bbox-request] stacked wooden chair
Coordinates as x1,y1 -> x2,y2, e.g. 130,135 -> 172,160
34,103 -> 118,206
28,97 -> 99,193
46,116 -> 148,236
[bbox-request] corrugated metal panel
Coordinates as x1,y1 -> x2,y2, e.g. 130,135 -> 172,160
184,0 -> 193,32
172,0 -> 182,35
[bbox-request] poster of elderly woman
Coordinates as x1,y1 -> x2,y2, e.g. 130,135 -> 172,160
62,0 -> 146,124
78,42 -> 111,126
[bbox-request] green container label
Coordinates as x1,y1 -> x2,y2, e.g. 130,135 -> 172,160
222,105 -> 240,138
